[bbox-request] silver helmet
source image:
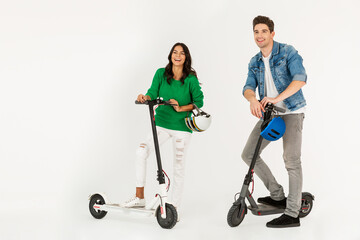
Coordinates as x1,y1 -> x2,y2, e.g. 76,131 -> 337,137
185,104 -> 212,132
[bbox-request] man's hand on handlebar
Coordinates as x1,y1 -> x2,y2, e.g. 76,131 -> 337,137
250,99 -> 265,118
249,97 -> 286,118
260,97 -> 279,108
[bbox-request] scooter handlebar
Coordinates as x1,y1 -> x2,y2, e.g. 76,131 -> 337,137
135,100 -> 146,104
264,103 -> 286,113
135,99 -> 177,106
273,105 -> 286,113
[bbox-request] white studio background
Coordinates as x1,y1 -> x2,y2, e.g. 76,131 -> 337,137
1,0 -> 359,239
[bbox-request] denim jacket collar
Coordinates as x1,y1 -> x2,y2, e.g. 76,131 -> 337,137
256,40 -> 280,61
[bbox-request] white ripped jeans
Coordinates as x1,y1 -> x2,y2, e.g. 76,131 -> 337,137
136,126 -> 192,208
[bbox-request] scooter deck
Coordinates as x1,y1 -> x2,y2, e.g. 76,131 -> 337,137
248,204 -> 284,216
107,203 -> 146,208
94,203 -> 155,216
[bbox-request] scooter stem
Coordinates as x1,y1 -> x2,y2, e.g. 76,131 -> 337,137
148,102 -> 165,184
244,136 -> 263,185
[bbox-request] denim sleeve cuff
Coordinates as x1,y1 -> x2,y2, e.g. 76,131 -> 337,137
293,74 -> 307,82
242,86 -> 256,96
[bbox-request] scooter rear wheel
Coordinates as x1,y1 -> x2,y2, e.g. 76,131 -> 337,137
89,194 -> 108,219
227,204 -> 246,227
299,194 -> 313,218
155,203 -> 177,229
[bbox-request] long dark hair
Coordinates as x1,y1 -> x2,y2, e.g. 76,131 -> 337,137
164,42 -> 197,85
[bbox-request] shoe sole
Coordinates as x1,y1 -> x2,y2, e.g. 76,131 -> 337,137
266,223 -> 300,228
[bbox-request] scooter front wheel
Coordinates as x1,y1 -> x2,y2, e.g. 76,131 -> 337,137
89,194 -> 108,219
227,203 -> 246,227
155,203 -> 177,229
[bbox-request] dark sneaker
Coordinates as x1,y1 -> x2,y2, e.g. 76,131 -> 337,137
257,196 -> 286,209
266,214 -> 300,228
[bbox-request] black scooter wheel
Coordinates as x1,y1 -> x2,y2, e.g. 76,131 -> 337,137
299,194 -> 313,218
89,194 -> 108,219
155,203 -> 177,229
227,204 -> 246,227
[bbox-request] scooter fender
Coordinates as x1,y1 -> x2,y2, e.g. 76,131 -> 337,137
159,183 -> 168,219
88,192 -> 110,204
302,192 -> 315,201
232,200 -> 248,215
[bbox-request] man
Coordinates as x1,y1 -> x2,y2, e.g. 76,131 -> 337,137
242,15 -> 307,228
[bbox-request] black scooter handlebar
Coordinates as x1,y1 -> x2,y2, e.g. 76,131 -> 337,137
135,99 -> 177,106
264,103 -> 286,113
272,105 -> 286,113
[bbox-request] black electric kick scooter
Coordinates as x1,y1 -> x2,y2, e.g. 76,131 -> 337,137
89,99 -> 178,229
227,103 -> 314,227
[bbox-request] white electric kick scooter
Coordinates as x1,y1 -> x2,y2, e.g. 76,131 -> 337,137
88,99 -> 178,229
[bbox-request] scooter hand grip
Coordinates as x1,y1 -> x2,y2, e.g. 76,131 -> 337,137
273,106 -> 286,113
163,100 -> 177,106
135,100 -> 147,105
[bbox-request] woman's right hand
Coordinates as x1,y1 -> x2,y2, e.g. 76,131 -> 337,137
137,94 -> 150,103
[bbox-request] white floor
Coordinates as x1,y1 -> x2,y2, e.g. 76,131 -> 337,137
2,1 -> 360,239
2,194 -> 359,240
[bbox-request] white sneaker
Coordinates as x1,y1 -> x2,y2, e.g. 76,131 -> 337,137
122,196 -> 146,208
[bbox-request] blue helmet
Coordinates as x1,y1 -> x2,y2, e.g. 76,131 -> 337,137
260,117 -> 286,141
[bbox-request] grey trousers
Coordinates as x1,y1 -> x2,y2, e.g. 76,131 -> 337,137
241,113 -> 304,218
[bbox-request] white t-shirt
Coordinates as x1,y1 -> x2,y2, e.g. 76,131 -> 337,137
262,54 -> 305,115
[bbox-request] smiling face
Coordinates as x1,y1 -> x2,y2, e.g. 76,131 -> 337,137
171,45 -> 186,67
253,23 -> 275,49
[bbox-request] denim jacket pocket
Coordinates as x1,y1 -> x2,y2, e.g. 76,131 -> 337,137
251,67 -> 259,74
274,57 -> 288,77
274,57 -> 286,66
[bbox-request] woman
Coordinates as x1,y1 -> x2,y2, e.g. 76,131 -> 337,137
122,43 -> 204,212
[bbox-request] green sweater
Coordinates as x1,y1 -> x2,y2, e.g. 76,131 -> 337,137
146,68 -> 204,133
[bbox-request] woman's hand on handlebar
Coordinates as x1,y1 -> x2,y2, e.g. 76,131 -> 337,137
168,99 -> 180,111
250,99 -> 265,118
137,94 -> 150,103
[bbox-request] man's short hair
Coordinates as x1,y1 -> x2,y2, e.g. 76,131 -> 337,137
253,15 -> 274,33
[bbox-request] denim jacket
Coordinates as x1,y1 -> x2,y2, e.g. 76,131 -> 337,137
242,41 -> 307,111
